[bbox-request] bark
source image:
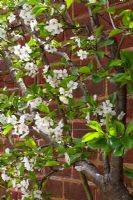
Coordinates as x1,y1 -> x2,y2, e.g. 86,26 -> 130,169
76,161 -> 133,200
102,178 -> 133,200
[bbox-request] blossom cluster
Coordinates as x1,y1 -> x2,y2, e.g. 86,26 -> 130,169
59,80 -> 78,104
86,99 -> 125,125
34,113 -> 64,143
44,42 -> 57,53
0,113 -> 32,138
43,68 -> 68,88
0,26 -> 6,39
27,97 -> 48,110
13,44 -> 32,61
19,4 -> 37,31
1,154 -> 43,199
24,62 -> 38,78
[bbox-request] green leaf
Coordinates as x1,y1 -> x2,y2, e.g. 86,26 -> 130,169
108,59 -> 123,68
25,139 -> 37,148
109,28 -> 122,38
32,5 -> 47,16
113,146 -> 124,156
99,39 -> 114,48
114,120 -> 125,135
3,124 -> 13,135
124,168 -> 133,179
65,0 -> 74,8
92,74 -> 103,83
109,126 -> 116,136
126,121 -> 133,134
82,132 -> 101,142
107,6 -> 116,14
121,51 -> 133,67
96,51 -> 104,58
128,82 -> 133,94
78,66 -> 91,74
37,104 -> 50,113
88,121 -> 103,133
96,26 -> 103,38
112,73 -> 132,84
45,160 -> 59,167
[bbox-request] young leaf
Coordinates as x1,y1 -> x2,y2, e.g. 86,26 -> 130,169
82,132 -> 101,142
78,66 -> 91,74
109,28 -> 122,38
88,121 -> 103,133
45,161 -> 59,167
126,121 -> 133,134
65,0 -> 74,8
3,124 -> 13,135
37,104 -> 50,113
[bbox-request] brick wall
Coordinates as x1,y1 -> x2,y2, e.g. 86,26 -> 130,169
0,1 -> 133,200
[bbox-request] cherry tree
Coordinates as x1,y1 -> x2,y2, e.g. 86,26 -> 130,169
0,0 -> 133,199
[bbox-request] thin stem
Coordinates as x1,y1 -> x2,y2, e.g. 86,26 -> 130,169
79,172 -> 93,200
106,0 -> 116,29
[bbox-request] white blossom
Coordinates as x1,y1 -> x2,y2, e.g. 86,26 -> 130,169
59,96 -> 69,104
22,157 -> 33,171
65,152 -> 70,165
88,35 -> 95,40
44,43 -> 57,53
19,4 -> 36,26
89,0 -> 96,3
43,65 -> 49,73
24,62 -> 38,77
7,115 -> 17,125
14,44 -> 32,61
77,49 -> 88,60
5,148 -> 10,154
1,173 -> 10,182
94,100 -> 116,125
19,113 -> 33,124
86,112 -> 90,123
67,80 -> 78,90
11,32 -> 22,40
0,114 -> 6,124
33,190 -> 43,199
0,27 -> 6,39
7,13 -> 16,23
59,80 -> 78,101
30,19 -> 38,31
44,69 -> 68,88
45,18 -> 63,35
117,111 -> 125,120
27,97 -> 44,109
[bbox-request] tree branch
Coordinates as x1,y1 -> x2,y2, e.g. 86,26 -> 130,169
0,50 -> 27,96
76,160 -> 104,187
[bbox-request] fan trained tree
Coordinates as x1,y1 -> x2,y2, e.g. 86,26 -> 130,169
0,0 -> 133,199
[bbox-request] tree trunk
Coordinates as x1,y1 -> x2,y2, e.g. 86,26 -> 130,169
102,181 -> 133,200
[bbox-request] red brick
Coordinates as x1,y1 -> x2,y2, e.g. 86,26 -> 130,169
73,3 -> 88,19
127,99 -> 133,119
85,79 -> 105,96
64,182 -> 87,200
46,179 -> 63,198
124,149 -> 133,163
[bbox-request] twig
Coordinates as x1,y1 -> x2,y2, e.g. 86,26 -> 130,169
79,172 -> 93,200
106,0 -> 116,29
